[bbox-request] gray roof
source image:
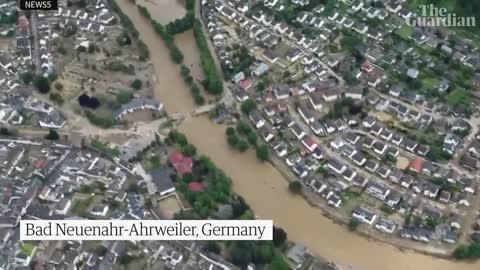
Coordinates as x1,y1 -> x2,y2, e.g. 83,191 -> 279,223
150,167 -> 175,194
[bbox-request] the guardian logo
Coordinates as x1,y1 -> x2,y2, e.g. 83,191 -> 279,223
20,0 -> 58,10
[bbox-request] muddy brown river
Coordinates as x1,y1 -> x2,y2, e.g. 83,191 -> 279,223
115,0 -> 480,269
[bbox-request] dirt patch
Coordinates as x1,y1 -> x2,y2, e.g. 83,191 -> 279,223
157,195 -> 182,219
369,111 -> 393,122
396,155 -> 410,170
123,110 -> 155,123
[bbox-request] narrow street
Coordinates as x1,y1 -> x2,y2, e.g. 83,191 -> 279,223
28,11 -> 41,74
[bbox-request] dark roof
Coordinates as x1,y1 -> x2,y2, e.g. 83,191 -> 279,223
150,167 -> 175,194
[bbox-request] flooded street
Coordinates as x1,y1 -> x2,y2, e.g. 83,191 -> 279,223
115,0 -> 480,269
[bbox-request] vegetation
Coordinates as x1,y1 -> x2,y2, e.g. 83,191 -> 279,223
381,204 -> 395,215
225,128 -> 249,152
78,93 -> 101,109
453,242 -> 480,260
185,0 -> 195,10
168,129 -> 290,268
138,6 -> 184,63
340,31 -> 363,54
166,11 -> 194,35
348,219 -> 360,231
49,92 -> 65,105
0,11 -> 17,26
94,246 -> 108,257
0,127 -> 16,136
131,79 -> 143,90
116,90 -> 134,104
288,181 -> 302,194
224,46 -> 255,79
44,129 -> 60,140
70,197 -> 93,217
325,98 -> 364,119
108,0 -> 149,61
105,62 -> 135,75
256,144 -> 270,162
33,76 -> 50,93
272,227 -> 287,247
180,65 -> 205,105
240,99 -> 257,114
137,6 -> 205,105
21,72 -> 34,85
446,88 -> 472,110
20,243 -> 36,256
193,19 -> 223,95
85,111 -> 116,128
91,139 -> 120,157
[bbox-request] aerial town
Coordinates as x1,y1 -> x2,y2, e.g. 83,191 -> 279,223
0,0 -> 480,269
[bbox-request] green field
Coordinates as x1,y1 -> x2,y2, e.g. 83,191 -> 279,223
20,243 -> 36,256
396,25 -> 413,40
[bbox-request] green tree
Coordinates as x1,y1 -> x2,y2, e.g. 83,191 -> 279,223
119,254 -> 134,265
33,76 -> 50,93
241,99 -> 257,114
348,219 -> 360,231
288,181 -> 302,194
21,72 -> 34,85
227,134 -> 239,147
131,79 -> 142,90
236,120 -> 252,135
44,129 -> 60,140
47,72 -> 58,82
205,241 -> 221,254
237,140 -> 249,152
247,132 -> 257,146
454,245 -> 471,259
144,198 -> 152,208
256,144 -> 269,161
0,127 -> 11,136
94,246 -> 108,257
116,90 -> 133,104
268,254 -> 290,270
230,243 -> 253,267
182,144 -> 197,157
225,127 -> 235,136
272,226 -> 287,247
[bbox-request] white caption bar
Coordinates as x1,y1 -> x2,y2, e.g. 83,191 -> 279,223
20,220 -> 273,241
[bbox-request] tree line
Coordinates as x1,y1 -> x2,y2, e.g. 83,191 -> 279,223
137,6 -> 207,105
193,19 -> 224,95
168,130 -> 289,268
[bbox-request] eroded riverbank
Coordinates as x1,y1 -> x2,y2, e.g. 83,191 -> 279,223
114,0 -> 480,269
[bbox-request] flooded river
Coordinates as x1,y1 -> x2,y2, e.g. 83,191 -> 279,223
115,0 -> 480,269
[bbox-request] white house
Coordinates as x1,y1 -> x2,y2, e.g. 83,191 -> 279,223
352,207 -> 377,225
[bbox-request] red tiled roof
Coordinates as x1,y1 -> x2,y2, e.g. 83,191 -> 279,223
169,151 -> 193,176
34,159 -> 46,169
361,61 -> 373,73
188,182 -> 204,192
239,79 -> 252,91
18,16 -> 29,31
302,136 -> 316,147
409,158 -> 424,172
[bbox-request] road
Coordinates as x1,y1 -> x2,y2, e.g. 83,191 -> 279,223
28,11 -> 41,74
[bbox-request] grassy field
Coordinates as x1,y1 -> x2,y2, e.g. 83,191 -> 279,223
20,243 -> 36,255
396,25 -> 413,40
92,139 -> 120,157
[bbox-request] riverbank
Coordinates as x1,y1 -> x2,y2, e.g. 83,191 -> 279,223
113,0 -> 480,269
268,148 -> 458,259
